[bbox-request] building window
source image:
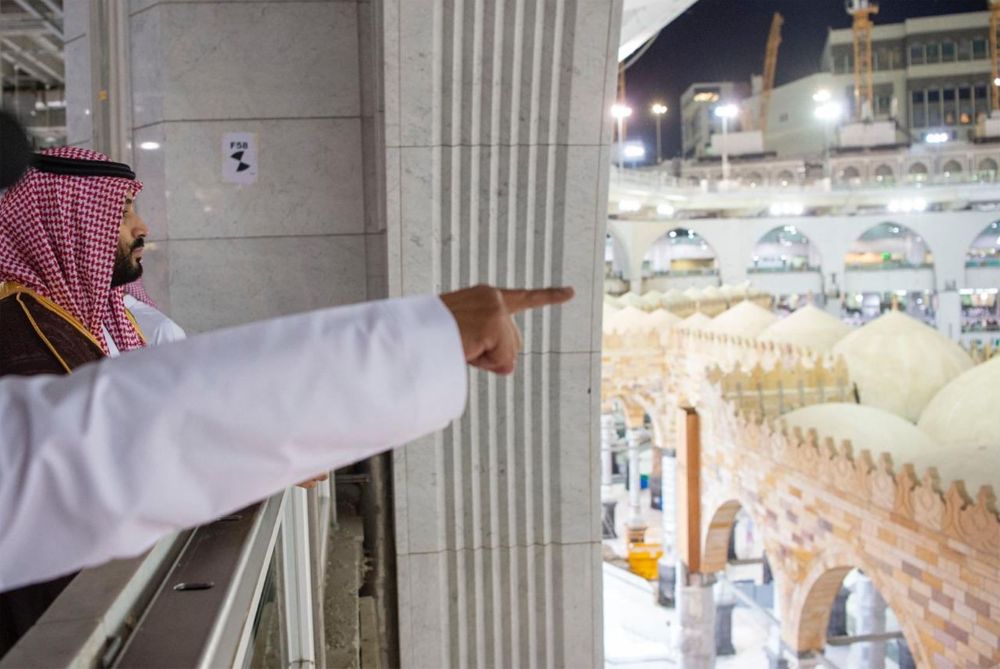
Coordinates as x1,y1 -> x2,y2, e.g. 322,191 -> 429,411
876,94 -> 893,117
975,83 -> 989,121
912,90 -> 926,128
834,52 -> 852,74
941,40 -> 956,62
958,39 -> 972,61
973,37 -> 988,59
959,86 -> 973,124
926,42 -> 940,64
927,89 -> 942,126
910,44 -> 925,65
944,88 -> 957,125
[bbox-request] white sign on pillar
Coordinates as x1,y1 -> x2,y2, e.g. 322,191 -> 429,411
222,132 -> 258,184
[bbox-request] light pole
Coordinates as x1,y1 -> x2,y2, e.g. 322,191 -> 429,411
611,103 -> 632,185
713,103 -> 739,183
813,90 -> 843,180
651,103 -> 668,164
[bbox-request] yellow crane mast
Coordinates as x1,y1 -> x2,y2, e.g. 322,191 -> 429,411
990,0 -> 1000,113
847,0 -> 878,120
758,12 -> 784,133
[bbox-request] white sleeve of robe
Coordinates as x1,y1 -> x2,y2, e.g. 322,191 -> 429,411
123,294 -> 187,345
0,294 -> 467,591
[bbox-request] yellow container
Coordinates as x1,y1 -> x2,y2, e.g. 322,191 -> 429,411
627,542 -> 663,580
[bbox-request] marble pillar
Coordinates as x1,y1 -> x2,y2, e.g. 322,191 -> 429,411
714,580 -> 736,657
766,581 -> 786,669
385,1 -> 623,667
657,450 -> 677,606
826,587 -> 849,637
895,637 -> 917,669
625,428 -> 647,542
849,574 -> 887,669
674,569 -> 716,669
601,414 -> 618,540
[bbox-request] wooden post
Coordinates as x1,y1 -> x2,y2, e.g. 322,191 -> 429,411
675,406 -> 702,574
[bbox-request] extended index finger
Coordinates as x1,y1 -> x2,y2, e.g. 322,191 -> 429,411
500,287 -> 575,315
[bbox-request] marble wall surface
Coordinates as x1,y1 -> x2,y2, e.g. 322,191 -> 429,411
385,1 -> 623,667
123,0 -> 378,329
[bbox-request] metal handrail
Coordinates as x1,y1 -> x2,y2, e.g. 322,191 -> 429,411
0,532 -> 189,668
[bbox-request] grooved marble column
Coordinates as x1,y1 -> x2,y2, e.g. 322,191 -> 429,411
849,575 -> 887,669
384,1 -> 623,666
656,449 -> 677,606
625,428 -> 647,541
601,414 -> 618,540
674,570 -> 716,669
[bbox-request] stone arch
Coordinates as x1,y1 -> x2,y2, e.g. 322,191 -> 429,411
966,219 -> 1000,267
942,159 -> 963,177
839,165 -> 861,182
873,164 -> 894,183
775,170 -> 795,187
750,225 -> 822,272
789,548 -> 929,668
907,161 -> 928,180
701,499 -> 743,573
642,228 -> 718,278
744,171 -> 764,187
605,228 -> 631,280
607,395 -> 646,430
846,222 -> 934,269
977,157 -> 997,177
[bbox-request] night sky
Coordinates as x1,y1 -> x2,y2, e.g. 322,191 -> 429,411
625,0 -> 986,159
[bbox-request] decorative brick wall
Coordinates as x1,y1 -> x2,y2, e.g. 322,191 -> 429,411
601,326 -> 1000,668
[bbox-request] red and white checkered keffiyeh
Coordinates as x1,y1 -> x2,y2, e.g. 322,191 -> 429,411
0,146 -> 145,354
124,278 -> 156,308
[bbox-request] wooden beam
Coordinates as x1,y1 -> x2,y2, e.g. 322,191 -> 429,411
675,406 -> 702,573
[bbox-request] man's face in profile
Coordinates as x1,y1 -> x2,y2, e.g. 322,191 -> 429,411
111,192 -> 148,288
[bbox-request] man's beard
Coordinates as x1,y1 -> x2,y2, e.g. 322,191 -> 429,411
111,239 -> 144,288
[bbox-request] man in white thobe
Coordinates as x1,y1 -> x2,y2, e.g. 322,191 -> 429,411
0,284 -> 573,593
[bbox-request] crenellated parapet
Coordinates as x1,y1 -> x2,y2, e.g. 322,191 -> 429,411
696,371 -> 999,668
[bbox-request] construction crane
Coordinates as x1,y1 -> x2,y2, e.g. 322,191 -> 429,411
990,0 -> 1000,113
847,0 -> 878,120
758,12 -> 784,133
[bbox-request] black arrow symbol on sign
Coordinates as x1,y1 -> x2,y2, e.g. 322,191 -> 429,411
230,150 -> 251,173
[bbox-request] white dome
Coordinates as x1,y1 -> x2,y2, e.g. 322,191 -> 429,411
604,305 -> 649,334
919,356 -> 1000,454
757,305 -> 852,352
602,302 -> 621,324
700,286 -> 724,302
676,312 -> 712,332
832,311 -> 973,422
639,291 -> 664,310
682,287 -> 703,301
785,403 -> 994,494
646,308 -> 680,330
705,300 -> 777,338
618,292 -> 645,309
663,289 -> 689,306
